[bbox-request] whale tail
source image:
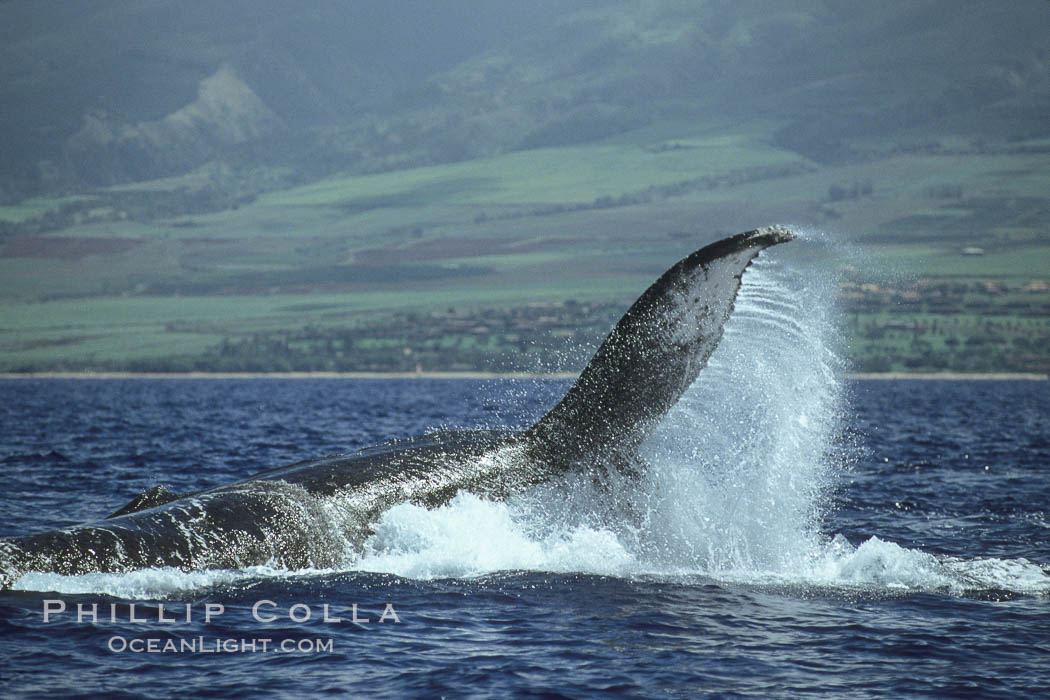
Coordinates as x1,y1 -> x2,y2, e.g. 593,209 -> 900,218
525,225 -> 796,462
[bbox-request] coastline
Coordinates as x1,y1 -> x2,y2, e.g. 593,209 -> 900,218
0,371 -> 580,380
848,372 -> 1047,381
0,371 -> 1045,381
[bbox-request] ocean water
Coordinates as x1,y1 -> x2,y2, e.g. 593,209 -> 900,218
2,253 -> 1049,697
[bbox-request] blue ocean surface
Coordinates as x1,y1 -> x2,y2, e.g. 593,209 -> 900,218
2,256 -> 1049,697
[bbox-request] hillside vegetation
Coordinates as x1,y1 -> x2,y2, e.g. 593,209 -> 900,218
1,1 -> 1047,374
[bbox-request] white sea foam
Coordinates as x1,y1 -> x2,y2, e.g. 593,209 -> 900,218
357,492 -> 635,579
11,565 -> 297,598
799,535 -> 1050,595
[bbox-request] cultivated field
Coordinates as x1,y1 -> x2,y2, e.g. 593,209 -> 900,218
2,119 -> 1048,374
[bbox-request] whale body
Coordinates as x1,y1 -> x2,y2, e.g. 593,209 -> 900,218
0,226 -> 795,589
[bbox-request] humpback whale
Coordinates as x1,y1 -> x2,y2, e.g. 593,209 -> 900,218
0,226 -> 795,589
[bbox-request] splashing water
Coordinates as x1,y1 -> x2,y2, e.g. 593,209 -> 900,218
355,232 -> 1050,596
633,242 -> 848,576
352,233 -> 849,581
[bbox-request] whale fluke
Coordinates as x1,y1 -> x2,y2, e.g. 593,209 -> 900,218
526,225 -> 795,462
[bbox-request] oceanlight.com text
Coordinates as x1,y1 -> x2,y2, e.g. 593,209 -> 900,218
108,636 -> 335,654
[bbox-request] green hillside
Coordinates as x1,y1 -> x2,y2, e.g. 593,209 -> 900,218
1,1 -> 1048,374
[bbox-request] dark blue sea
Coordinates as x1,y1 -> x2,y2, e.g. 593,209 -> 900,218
1,378 -> 1047,698
1,259 -> 1048,697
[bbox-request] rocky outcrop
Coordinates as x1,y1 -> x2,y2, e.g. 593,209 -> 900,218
65,66 -> 284,184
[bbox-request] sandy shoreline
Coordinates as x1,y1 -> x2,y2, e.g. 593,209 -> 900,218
848,372 -> 1047,381
0,371 -> 579,380
0,371 -> 1045,381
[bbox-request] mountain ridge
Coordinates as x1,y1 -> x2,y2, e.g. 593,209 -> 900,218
2,0 -> 1048,199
